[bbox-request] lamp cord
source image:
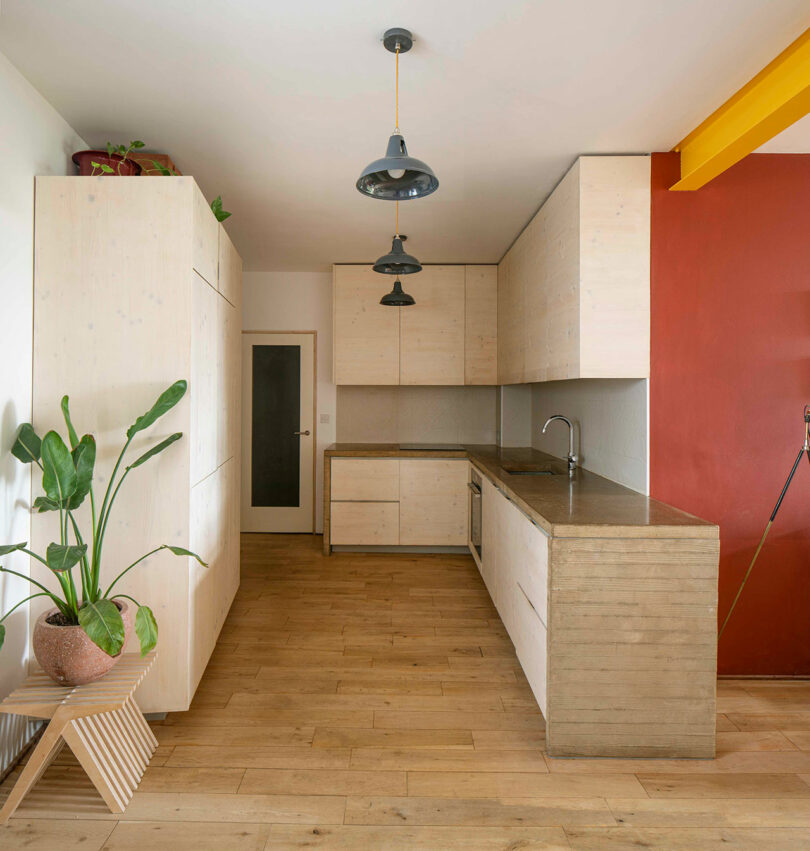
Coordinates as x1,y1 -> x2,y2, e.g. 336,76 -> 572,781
396,201 -> 399,237
395,46 -> 400,132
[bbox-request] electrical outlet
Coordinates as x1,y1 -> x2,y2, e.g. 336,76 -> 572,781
320,413 -> 330,424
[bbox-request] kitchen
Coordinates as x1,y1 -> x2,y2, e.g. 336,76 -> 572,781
2,2 -> 810,847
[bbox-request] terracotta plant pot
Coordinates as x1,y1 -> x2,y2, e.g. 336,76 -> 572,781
71,150 -> 143,176
33,600 -> 134,686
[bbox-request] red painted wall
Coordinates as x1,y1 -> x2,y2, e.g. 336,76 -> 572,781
650,152 -> 810,675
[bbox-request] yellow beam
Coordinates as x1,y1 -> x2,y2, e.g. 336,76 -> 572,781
671,28 -> 810,190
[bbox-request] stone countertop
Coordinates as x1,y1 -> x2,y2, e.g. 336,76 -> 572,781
325,443 -> 717,539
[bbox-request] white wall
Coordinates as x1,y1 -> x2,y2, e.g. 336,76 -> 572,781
531,379 -> 648,493
337,386 -> 498,445
498,385 -> 533,447
242,271 -> 336,532
0,51 -> 85,768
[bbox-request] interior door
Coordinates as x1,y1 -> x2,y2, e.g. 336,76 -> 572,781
241,332 -> 315,532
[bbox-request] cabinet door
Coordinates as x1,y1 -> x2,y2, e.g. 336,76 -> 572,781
333,266 -> 400,385
192,181 -> 219,287
399,459 -> 469,546
480,475 -> 500,601
400,266 -> 465,385
330,502 -> 399,545
218,225 -> 242,308
465,266 -> 497,385
191,272 -> 219,485
497,253 -> 525,384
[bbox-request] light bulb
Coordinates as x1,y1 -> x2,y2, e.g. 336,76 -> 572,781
387,169 -> 406,179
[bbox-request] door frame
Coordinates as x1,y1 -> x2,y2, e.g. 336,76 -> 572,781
241,330 -> 318,534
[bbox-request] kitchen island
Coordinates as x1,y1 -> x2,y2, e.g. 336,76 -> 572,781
324,444 -> 719,758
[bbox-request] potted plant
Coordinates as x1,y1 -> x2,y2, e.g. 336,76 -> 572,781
72,141 -> 145,176
0,380 -> 205,686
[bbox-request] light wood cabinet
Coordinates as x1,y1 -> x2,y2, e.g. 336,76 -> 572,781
32,177 -> 242,713
498,155 -> 650,383
400,267 -> 465,385
333,265 -> 400,385
328,457 -> 468,547
333,265 -> 496,386
465,266 -> 498,385
400,460 -> 469,546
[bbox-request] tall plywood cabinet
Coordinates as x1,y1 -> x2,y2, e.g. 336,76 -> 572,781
498,156 -> 650,384
32,177 -> 242,713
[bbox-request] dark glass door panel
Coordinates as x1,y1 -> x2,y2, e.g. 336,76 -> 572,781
251,345 -> 300,507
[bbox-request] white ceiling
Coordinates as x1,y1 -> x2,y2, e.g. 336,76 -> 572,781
1,1 -> 808,271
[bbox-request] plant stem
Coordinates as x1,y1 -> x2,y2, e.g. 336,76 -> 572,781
103,546 -> 165,599
93,437 -> 132,591
0,593 -> 49,624
0,568 -> 70,618
68,513 -> 91,603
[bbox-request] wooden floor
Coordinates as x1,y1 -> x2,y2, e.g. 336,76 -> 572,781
2,533 -> 810,849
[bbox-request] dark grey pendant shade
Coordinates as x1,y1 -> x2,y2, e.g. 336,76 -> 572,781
380,277 -> 415,306
357,134 -> 439,201
373,236 -> 422,275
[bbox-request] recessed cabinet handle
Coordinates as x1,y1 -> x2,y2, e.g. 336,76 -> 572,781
293,430 -> 311,436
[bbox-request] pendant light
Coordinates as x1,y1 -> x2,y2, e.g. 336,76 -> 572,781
356,28 -> 439,201
380,276 -> 415,306
373,203 -> 421,275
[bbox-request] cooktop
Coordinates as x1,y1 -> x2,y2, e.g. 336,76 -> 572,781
399,443 -> 465,451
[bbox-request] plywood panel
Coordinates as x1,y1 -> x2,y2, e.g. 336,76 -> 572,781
496,252 -> 525,384
399,460 -> 468,546
217,225 -> 242,309
32,177 -> 193,713
546,535 -> 719,758
216,297 -> 239,468
579,155 -> 650,378
333,266 -> 400,385
331,459 -> 399,502
464,266 -> 497,385
191,272 -> 219,484
330,502 -> 399,546
192,182 -> 219,286
400,266 -> 465,386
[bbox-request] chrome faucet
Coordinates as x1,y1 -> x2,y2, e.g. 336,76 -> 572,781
542,415 -> 577,477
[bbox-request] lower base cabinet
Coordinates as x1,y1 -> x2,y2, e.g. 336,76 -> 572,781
329,458 -> 469,547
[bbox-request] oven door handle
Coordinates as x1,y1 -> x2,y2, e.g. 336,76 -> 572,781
467,481 -> 482,495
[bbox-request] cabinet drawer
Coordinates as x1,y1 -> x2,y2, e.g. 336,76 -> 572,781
513,582 -> 548,716
330,502 -> 399,545
331,459 -> 399,502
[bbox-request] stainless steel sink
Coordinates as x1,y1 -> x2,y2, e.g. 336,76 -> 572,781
502,465 -> 563,476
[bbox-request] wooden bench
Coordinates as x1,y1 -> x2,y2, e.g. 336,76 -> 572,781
0,651 -> 157,824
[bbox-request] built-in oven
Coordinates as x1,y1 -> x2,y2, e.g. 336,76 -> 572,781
468,468 -> 482,564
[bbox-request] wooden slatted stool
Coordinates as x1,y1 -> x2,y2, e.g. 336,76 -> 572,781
0,651 -> 157,824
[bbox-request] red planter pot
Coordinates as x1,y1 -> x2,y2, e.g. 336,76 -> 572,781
72,150 -> 143,176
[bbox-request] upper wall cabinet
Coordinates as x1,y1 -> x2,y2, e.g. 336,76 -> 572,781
498,156 -> 651,384
333,264 -> 497,386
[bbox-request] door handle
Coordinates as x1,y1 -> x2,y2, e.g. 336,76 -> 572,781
293,430 -> 311,436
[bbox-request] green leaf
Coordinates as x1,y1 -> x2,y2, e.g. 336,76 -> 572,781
40,431 -> 77,506
0,624 -> 5,651
33,496 -> 59,513
106,142 -> 114,156
210,195 -> 231,222
60,396 -> 79,449
67,435 -> 96,510
78,600 -> 125,656
46,542 -> 87,572
127,433 -> 182,470
135,605 -> 158,655
131,140 -> 145,149
0,543 -> 27,556
100,164 -> 114,174
11,424 -> 41,464
126,381 -> 187,439
166,545 -> 208,567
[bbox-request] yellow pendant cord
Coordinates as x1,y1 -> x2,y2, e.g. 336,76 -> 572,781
396,201 -> 399,237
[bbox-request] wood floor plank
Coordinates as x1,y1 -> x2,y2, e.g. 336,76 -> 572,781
103,821 -> 270,850
313,728 -> 474,749
546,751 -> 810,774
637,773 -> 810,798
407,771 -> 647,798
266,824 -> 571,849
606,797 -> 810,827
350,748 -> 549,772
166,746 -> 351,769
344,795 -> 616,826
0,819 -> 114,850
373,711 -> 545,731
239,769 -> 407,796
565,826 -> 810,850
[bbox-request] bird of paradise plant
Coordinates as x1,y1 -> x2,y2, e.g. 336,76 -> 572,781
0,380 -> 205,657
